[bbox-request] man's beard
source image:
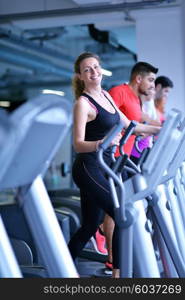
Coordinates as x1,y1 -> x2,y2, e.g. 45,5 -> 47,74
139,87 -> 148,96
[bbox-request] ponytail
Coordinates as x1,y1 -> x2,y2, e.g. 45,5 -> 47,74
72,75 -> 85,100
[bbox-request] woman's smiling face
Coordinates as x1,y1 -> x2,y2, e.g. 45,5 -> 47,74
78,57 -> 102,86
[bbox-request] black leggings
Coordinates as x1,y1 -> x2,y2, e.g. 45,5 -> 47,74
68,154 -> 120,268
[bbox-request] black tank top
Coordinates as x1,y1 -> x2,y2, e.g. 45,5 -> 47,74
82,92 -> 120,142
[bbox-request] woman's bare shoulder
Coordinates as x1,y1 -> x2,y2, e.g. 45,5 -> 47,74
74,96 -> 91,112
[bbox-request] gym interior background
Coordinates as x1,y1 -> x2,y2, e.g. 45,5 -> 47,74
0,0 -> 185,190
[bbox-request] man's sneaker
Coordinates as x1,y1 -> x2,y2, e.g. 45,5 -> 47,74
105,261 -> 113,270
95,229 -> 108,255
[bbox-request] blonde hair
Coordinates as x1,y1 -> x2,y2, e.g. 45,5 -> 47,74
72,52 -> 100,100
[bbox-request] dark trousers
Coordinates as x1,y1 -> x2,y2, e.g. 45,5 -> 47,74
68,154 -> 120,268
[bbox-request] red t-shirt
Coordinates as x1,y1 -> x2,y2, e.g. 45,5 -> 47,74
109,84 -> 142,156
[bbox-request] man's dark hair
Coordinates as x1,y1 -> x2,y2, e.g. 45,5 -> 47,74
130,61 -> 158,81
155,76 -> 173,88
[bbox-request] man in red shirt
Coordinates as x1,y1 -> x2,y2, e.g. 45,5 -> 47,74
109,61 -> 158,156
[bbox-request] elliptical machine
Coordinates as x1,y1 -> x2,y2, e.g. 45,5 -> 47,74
98,109 -> 185,278
0,94 -> 78,278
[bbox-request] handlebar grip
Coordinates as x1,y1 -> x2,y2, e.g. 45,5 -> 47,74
111,145 -> 117,154
119,120 -> 137,148
134,135 -> 143,154
99,119 -> 125,151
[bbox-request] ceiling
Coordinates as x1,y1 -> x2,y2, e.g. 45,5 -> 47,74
0,0 -> 181,108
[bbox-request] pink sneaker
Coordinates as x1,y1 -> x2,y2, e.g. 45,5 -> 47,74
94,229 -> 108,255
105,261 -> 113,270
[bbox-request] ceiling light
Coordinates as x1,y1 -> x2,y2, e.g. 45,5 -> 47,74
102,68 -> 112,76
42,89 -> 65,96
0,101 -> 11,107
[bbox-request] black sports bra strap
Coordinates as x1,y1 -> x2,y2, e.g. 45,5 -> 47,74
102,91 -> 116,110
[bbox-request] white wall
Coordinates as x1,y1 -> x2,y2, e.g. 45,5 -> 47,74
134,7 -> 185,114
